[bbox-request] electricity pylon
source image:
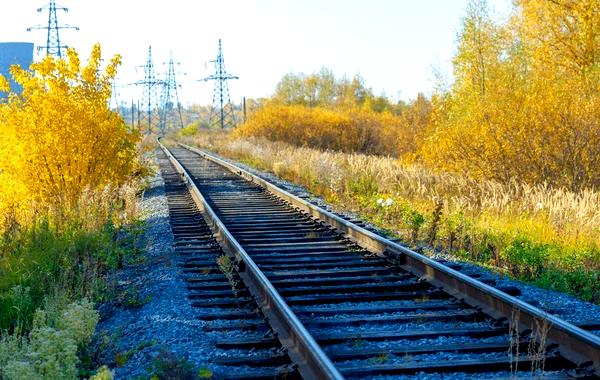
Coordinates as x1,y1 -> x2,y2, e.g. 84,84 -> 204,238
27,0 -> 79,58
203,39 -> 238,129
135,46 -> 163,134
159,52 -> 185,134
110,78 -> 120,110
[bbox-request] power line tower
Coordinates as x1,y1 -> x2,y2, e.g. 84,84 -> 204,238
27,0 -> 79,58
203,39 -> 239,129
159,52 -> 185,134
110,78 -> 120,110
135,46 -> 163,134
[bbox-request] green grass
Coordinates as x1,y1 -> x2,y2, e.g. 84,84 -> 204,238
0,219 -> 132,332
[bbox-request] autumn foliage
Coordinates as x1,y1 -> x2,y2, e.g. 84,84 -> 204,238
236,68 -> 432,157
0,44 -> 140,223
418,0 -> 600,191
237,0 -> 599,192
235,103 -> 405,156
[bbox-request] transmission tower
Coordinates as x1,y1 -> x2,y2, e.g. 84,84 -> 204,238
110,78 -> 120,110
135,46 -> 163,134
159,52 -> 185,133
27,0 -> 79,58
203,39 -> 239,129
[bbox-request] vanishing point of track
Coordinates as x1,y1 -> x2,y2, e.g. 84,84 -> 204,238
158,141 -> 600,379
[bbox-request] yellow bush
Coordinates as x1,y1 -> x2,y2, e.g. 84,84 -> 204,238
0,44 -> 140,226
235,102 -> 405,156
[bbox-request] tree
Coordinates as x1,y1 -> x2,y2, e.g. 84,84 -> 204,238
272,68 -> 377,109
419,0 -> 600,190
0,44 -> 140,220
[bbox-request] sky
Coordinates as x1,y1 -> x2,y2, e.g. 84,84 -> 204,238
1,0 -> 512,106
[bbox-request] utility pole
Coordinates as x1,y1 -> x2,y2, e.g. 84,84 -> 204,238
135,46 -> 164,135
243,96 -> 247,123
203,39 -> 239,129
27,0 -> 79,58
159,51 -> 185,134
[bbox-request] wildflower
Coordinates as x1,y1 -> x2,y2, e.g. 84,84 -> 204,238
534,202 -> 544,211
385,198 -> 394,206
377,198 -> 384,206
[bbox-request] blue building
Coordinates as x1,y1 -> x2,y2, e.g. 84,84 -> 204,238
0,42 -> 34,98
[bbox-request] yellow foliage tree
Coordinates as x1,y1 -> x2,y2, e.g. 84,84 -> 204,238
419,0 -> 600,190
0,44 -> 140,222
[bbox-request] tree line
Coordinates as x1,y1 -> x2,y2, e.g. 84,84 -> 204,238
238,0 -> 599,191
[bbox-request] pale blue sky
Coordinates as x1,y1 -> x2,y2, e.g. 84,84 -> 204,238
2,0 -> 512,105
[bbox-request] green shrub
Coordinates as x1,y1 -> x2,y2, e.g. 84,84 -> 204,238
536,269 -> 600,303
90,365 -> 114,380
28,323 -> 78,379
56,299 -> 99,348
0,299 -> 99,380
501,238 -> 549,280
347,177 -> 379,196
2,361 -> 37,380
407,210 -> 425,245
150,350 -> 197,380
179,123 -> 199,137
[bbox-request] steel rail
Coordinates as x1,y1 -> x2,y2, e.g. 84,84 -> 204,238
159,141 -> 344,380
179,142 -> 600,375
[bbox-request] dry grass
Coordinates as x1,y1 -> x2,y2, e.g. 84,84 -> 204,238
186,132 -> 599,243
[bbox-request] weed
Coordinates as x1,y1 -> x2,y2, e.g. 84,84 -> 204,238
528,317 -> 551,376
216,255 -> 241,296
198,367 -> 213,379
368,352 -> 389,364
89,365 -> 114,380
114,352 -> 128,368
508,308 -> 521,375
407,210 -> 425,246
427,198 -> 444,246
216,255 -> 234,275
501,238 -> 549,280
272,161 -> 287,177
150,349 -> 197,380
115,339 -> 156,367
349,177 -> 379,196
117,286 -> 152,309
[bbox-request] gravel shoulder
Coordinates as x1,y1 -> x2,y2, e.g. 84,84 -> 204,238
90,161 -> 211,379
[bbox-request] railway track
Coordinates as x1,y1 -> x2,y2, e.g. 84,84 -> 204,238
159,141 -> 600,379
159,155 -> 300,379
